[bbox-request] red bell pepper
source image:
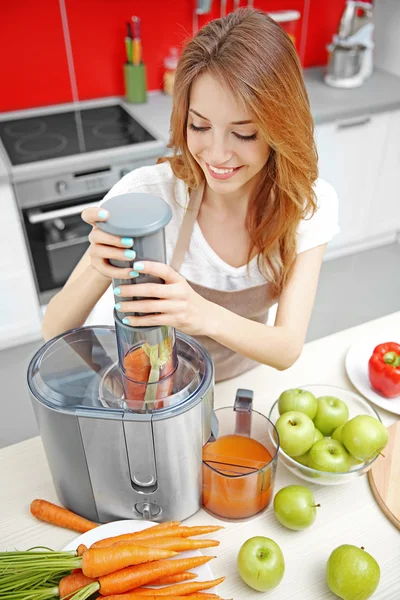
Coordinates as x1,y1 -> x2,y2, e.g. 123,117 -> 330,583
368,342 -> 400,398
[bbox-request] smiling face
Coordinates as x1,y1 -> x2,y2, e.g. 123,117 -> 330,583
187,71 -> 270,197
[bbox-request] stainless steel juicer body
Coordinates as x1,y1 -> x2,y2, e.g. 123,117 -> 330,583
28,326 -> 214,523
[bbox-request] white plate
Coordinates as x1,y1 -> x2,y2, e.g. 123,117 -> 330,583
345,335 -> 400,415
62,519 -> 218,593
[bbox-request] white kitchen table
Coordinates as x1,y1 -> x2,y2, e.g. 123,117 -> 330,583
1,312 -> 399,599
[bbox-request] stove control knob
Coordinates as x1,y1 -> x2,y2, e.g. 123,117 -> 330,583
56,181 -> 68,195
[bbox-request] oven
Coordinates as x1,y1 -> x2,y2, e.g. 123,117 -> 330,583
23,194 -> 101,304
0,102 -> 166,307
15,158 -> 157,305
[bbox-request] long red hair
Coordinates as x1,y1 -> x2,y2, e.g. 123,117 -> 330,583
160,8 -> 318,295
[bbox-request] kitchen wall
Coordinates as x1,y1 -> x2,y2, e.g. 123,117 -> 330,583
373,0 -> 400,78
0,0 -> 348,113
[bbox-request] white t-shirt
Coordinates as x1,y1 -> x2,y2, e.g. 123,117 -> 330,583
86,162 -> 339,326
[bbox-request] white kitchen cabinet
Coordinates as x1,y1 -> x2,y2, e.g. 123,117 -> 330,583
315,111 -> 392,256
0,182 -> 42,349
366,109 -> 400,238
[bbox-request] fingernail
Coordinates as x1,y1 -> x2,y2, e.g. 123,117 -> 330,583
98,209 -> 108,219
133,262 -> 144,271
122,318 -> 130,325
113,287 -> 121,296
121,237 -> 134,247
115,303 -> 121,310
124,249 -> 136,259
130,271 -> 139,278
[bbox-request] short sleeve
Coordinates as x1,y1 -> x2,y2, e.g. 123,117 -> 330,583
99,167 -> 151,204
296,178 -> 340,254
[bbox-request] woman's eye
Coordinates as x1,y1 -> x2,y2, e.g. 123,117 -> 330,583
189,123 -> 209,133
233,132 -> 258,142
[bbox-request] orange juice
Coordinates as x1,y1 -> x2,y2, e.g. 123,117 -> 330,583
202,433 -> 274,519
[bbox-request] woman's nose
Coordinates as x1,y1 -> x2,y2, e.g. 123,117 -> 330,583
206,134 -> 232,166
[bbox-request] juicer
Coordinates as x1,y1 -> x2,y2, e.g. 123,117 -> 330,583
28,192 -> 215,524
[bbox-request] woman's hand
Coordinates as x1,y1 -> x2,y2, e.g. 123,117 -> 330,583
81,207 -> 137,280
114,261 -> 212,336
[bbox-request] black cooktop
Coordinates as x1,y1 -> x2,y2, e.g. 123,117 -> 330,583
0,105 -> 156,166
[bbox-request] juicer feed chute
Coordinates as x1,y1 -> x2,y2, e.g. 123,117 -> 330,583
28,192 -> 215,523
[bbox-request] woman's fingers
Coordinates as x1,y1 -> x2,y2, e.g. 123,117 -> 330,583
89,227 -> 134,249
90,242 -> 137,263
128,261 -> 182,284
91,257 -> 137,280
115,299 -> 178,315
119,313 -> 171,327
81,206 -> 109,226
113,281 -> 181,299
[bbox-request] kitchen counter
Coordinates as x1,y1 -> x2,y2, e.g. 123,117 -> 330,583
1,311 -> 399,599
304,67 -> 400,125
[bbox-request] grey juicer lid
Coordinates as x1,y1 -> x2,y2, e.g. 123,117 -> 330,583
97,192 -> 172,237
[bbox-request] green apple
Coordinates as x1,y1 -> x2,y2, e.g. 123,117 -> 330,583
326,544 -> 380,600
332,424 -> 344,442
277,388 -> 318,419
273,485 -> 319,530
276,410 -> 315,457
295,428 -> 323,466
341,415 -> 389,461
308,438 -> 351,472
237,536 -> 285,592
313,396 -> 349,436
333,424 -> 362,468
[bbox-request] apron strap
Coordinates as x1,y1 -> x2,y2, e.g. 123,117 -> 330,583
170,180 -> 205,272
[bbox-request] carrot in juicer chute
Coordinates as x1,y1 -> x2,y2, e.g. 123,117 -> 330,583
122,331 -> 176,409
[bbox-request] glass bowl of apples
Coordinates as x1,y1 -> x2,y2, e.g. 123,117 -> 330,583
268,384 -> 388,486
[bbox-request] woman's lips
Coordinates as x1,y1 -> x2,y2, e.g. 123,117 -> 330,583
205,162 -> 243,180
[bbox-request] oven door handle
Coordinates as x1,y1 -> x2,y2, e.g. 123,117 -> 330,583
27,201 -> 101,224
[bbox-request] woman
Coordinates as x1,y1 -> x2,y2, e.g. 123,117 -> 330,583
42,8 -> 339,382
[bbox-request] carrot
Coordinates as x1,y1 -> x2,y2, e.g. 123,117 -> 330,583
177,527 -> 224,538
116,525 -> 223,544
77,544 -> 88,556
133,577 -> 225,596
109,537 -> 219,553
81,544 -> 178,578
90,523 -> 181,549
151,572 -> 197,585
97,555 -> 214,595
100,595 -> 220,600
100,596 -> 220,600
123,347 -> 151,404
30,499 -> 98,533
59,571 -> 97,598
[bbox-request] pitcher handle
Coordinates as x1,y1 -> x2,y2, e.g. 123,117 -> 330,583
234,388 -> 253,436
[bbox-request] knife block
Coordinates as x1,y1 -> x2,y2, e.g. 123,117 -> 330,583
124,63 -> 147,104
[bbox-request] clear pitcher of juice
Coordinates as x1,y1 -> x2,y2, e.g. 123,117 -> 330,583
202,389 -> 279,520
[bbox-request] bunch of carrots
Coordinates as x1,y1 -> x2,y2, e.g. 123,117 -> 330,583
0,500 -> 228,600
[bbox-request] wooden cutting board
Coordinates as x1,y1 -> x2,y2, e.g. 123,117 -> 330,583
368,421 -> 400,530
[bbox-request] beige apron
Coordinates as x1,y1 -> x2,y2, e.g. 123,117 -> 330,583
170,182 -> 278,382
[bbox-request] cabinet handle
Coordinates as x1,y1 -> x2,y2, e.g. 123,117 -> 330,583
337,116 -> 371,130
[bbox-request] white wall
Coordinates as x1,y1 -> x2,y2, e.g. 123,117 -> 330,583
373,0 -> 400,77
